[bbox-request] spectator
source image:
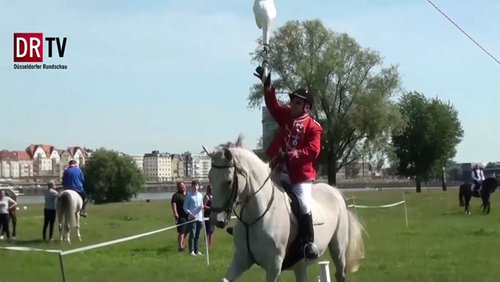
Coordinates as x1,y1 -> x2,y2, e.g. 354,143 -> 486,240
203,184 -> 216,247
0,190 -> 17,240
183,180 -> 204,256
43,181 -> 59,241
171,181 -> 189,252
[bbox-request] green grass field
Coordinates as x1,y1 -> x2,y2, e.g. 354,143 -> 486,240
1,188 -> 499,282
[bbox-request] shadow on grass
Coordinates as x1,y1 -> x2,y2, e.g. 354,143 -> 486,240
131,246 -> 177,256
465,228 -> 498,237
442,210 -> 466,216
11,239 -> 46,245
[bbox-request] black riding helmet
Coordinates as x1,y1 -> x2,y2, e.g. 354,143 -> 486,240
289,88 -> 313,107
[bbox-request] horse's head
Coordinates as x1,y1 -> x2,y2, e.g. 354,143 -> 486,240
203,135 -> 256,228
203,146 -> 238,229
485,177 -> 499,193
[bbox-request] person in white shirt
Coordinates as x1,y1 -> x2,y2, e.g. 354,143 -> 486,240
479,164 -> 486,181
471,163 -> 482,195
0,190 -> 17,240
183,180 -> 204,256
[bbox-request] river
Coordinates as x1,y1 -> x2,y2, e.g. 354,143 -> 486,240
15,186 -> 442,204
17,192 -> 176,204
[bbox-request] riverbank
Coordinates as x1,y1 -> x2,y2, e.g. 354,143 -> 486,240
16,180 -> 459,196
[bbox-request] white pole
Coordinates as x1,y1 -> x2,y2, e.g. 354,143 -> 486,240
352,195 -> 358,216
58,252 -> 66,282
318,261 -> 332,282
402,192 -> 409,227
203,218 -> 210,266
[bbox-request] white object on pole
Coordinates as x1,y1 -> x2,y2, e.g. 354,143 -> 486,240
253,0 -> 277,48
318,261 -> 332,282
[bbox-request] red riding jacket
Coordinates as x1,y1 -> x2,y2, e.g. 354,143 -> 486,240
264,86 -> 323,185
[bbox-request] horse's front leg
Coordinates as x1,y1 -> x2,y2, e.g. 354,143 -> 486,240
464,202 -> 468,214
484,197 -> 491,214
265,256 -> 285,282
293,261 -> 308,282
223,251 -> 254,281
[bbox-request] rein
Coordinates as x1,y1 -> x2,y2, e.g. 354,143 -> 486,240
210,161 -> 275,265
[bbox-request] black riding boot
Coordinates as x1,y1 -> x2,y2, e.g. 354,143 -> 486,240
300,213 -> 319,260
80,201 -> 88,218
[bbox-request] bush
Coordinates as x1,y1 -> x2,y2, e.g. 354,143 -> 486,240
83,149 -> 144,203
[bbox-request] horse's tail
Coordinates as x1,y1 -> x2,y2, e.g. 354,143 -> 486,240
59,191 -> 76,228
345,209 -> 366,273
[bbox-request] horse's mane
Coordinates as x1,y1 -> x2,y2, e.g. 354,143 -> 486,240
212,134 -> 282,186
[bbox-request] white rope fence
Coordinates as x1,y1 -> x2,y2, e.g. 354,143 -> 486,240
346,192 -> 409,227
1,194 -> 410,282
0,216 -> 237,282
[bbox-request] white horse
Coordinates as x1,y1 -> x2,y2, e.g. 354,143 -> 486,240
56,189 -> 83,243
204,137 -> 366,282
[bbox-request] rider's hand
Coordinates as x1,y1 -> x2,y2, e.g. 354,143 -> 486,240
279,148 -> 288,164
253,66 -> 271,88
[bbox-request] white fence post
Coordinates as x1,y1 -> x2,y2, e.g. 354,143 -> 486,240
318,261 -> 331,282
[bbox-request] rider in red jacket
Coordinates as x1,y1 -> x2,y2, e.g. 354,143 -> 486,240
256,66 -> 322,260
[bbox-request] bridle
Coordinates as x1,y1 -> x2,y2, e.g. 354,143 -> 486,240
210,160 -> 275,265
210,161 -> 274,225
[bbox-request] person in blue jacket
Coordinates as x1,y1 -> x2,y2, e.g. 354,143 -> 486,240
62,160 -> 87,217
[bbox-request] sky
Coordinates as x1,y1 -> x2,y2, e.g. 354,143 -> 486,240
0,0 -> 498,163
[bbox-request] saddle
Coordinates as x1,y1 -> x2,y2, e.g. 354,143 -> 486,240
281,182 -> 324,270
285,190 -> 325,226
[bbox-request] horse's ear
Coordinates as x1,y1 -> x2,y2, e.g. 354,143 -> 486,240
235,134 -> 244,148
223,148 -> 233,161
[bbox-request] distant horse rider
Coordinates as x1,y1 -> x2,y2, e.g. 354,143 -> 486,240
471,163 -> 482,197
255,65 -> 323,260
62,160 -> 88,217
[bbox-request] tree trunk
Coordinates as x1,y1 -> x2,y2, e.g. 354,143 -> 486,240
327,153 -> 337,186
415,176 -> 422,193
442,169 -> 447,191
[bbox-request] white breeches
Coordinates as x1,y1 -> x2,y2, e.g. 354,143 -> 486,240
280,172 -> 313,214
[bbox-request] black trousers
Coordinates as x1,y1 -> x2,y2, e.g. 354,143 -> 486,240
43,209 -> 56,240
77,191 -> 87,203
0,213 -> 10,238
473,181 -> 481,191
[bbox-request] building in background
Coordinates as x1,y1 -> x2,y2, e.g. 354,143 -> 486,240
129,154 -> 144,172
184,152 -> 210,181
170,154 -> 186,180
143,151 -> 172,182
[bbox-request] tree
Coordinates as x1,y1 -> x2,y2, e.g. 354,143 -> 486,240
391,92 -> 464,192
83,148 -> 144,203
486,162 -> 498,169
247,19 -> 404,185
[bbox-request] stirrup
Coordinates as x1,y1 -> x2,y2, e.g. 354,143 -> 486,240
303,242 -> 319,260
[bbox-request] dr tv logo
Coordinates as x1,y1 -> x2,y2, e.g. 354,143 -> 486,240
13,33 -> 68,70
